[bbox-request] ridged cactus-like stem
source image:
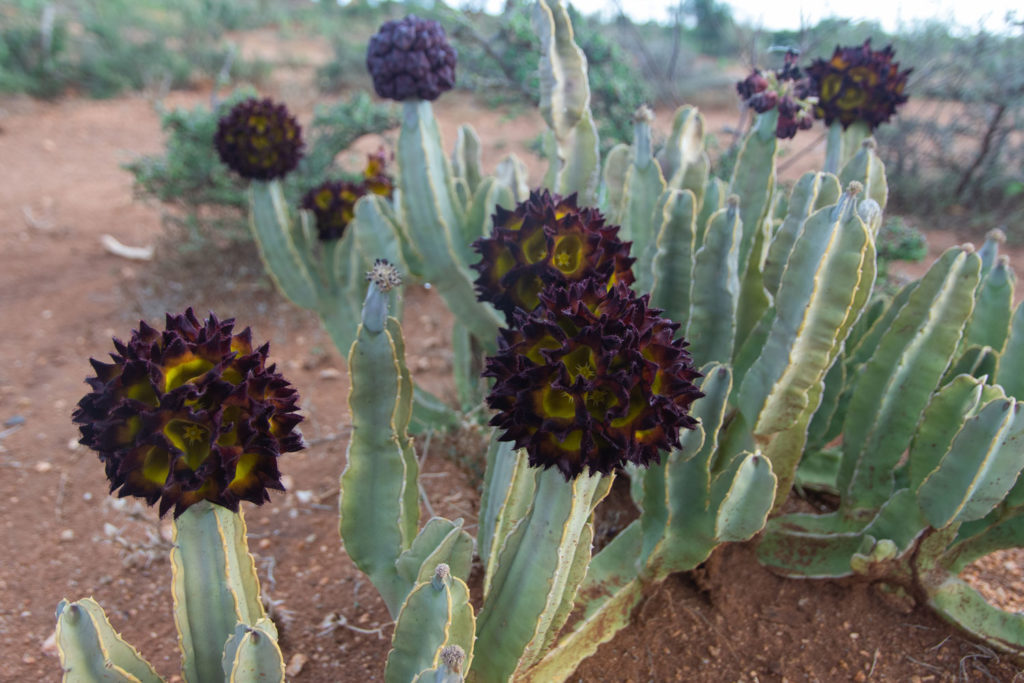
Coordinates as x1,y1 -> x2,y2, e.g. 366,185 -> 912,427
534,0 -> 600,205
385,565 -> 476,683
838,246 -> 981,514
340,278 -> 420,617
397,100 -> 504,348
472,469 -> 611,682
171,501 -> 272,683
55,598 -> 162,682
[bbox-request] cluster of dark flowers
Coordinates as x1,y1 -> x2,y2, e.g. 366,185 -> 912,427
473,191 -> 704,480
300,149 -> 395,241
736,39 -> 911,138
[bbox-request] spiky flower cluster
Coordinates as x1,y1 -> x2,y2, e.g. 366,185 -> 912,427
805,39 -> 911,130
300,149 -> 395,241
485,279 -> 703,479
736,50 -> 814,139
72,309 -> 303,517
366,15 -> 457,101
471,190 -> 634,322
214,97 -> 304,180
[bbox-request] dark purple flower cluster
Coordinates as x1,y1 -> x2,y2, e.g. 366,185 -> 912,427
475,195 -> 702,479
484,280 -> 703,480
735,50 -> 814,139
805,39 -> 911,130
73,309 -> 303,517
300,149 -> 395,241
471,190 -> 634,324
214,97 -> 304,180
367,15 -> 457,101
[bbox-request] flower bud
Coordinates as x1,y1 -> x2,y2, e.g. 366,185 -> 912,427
214,97 -> 304,180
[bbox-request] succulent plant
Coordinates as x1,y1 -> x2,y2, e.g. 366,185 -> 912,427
214,97 -> 304,180
484,278 -> 703,479
72,308 -> 303,518
59,310 -> 296,681
367,15 -> 458,101
471,190 -> 634,321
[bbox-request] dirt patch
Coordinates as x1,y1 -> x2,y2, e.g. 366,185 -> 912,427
2,69 -> 1024,682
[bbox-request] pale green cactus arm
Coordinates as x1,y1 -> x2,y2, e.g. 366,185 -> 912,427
695,177 -> 727,247
339,282 -> 419,617
917,396 -> 1024,529
620,106 -> 667,292
55,598 -> 163,683
686,198 -> 741,366
398,100 -> 504,347
908,374 -> 987,492
472,469 -> 611,681
728,109 -> 778,276
452,124 -> 483,196
171,501 -> 267,683
222,621 -> 285,683
601,143 -> 631,221
657,105 -> 710,204
495,154 -> 530,204
534,0 -> 600,204
460,177 -> 514,269
762,172 -> 841,296
839,138 -> 888,211
395,518 -> 474,586
965,254 -> 1015,351
478,439 -> 536,593
737,185 -> 872,436
997,300 -> 1024,397
521,525 -> 643,682
249,180 -> 319,309
838,246 -> 981,513
385,565 -> 476,683
649,189 -> 697,326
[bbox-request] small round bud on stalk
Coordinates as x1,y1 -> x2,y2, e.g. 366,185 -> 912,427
472,190 -> 634,322
484,279 -> 703,480
214,97 -> 304,180
363,259 -> 402,333
366,15 -> 457,101
431,563 -> 451,588
440,645 -> 466,674
73,309 -> 303,518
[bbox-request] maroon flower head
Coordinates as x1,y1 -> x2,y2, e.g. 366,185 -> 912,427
805,39 -> 911,130
367,15 -> 457,101
214,97 -> 304,180
472,190 -> 634,323
484,279 -> 703,479
73,309 -> 303,517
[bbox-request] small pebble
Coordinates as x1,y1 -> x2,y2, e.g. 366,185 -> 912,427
286,653 -> 308,677
4,415 -> 25,427
34,461 -> 53,472
59,529 -> 74,542
295,490 -> 314,504
258,539 -> 271,550
318,368 -> 341,380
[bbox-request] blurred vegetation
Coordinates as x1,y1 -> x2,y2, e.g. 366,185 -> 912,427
125,89 -> 397,249
0,0 -> 275,99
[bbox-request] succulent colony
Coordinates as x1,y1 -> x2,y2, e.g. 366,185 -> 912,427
56,1 -> 1024,682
